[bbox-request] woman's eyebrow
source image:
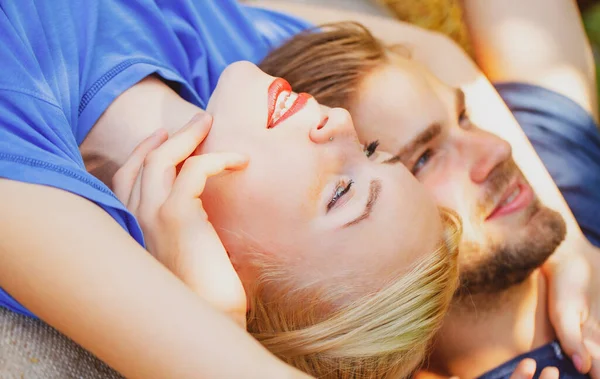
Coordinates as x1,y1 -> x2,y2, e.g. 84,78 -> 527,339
343,179 -> 382,227
383,123 -> 442,165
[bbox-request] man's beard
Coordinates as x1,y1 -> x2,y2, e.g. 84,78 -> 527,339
454,161 -> 567,300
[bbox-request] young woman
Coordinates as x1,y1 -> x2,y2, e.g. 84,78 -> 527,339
0,1 -> 459,377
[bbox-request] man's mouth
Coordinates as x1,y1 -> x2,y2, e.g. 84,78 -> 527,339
485,179 -> 534,221
266,78 -> 311,129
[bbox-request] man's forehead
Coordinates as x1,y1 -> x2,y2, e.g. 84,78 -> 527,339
392,86 -> 464,150
384,122 -> 443,164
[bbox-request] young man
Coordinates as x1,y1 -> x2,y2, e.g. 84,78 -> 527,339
258,0 -> 600,377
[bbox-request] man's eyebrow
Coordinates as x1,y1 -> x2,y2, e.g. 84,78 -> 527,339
343,179 -> 382,227
383,123 -> 442,165
455,88 -> 466,115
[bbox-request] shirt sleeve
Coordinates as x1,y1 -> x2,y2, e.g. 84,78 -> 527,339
494,82 -> 600,247
242,5 -> 314,50
0,4 -> 144,317
0,90 -> 145,317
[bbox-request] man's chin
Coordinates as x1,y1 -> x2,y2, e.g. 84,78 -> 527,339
454,204 -> 566,300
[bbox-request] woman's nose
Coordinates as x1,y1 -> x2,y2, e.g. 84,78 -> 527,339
309,108 -> 358,144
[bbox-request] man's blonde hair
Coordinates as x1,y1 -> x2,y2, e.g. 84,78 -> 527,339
247,209 -> 461,378
260,22 -> 404,111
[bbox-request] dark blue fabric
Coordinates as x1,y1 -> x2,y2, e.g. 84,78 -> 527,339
0,0 -> 311,317
477,341 -> 588,379
495,82 -> 600,247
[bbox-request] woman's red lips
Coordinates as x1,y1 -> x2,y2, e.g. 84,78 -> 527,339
267,78 -> 292,128
269,93 -> 312,129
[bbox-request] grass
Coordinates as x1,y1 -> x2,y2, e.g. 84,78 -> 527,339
583,2 -> 600,107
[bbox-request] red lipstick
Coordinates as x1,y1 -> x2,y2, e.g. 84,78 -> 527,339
267,78 -> 292,128
269,93 -> 312,129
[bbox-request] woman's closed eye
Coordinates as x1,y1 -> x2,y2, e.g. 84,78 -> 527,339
327,179 -> 354,211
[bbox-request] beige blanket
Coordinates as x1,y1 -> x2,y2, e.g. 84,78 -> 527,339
0,307 -> 121,379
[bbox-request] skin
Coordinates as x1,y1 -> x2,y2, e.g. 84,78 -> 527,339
195,61 -> 442,296
249,3 -> 600,373
250,1 -> 600,375
347,59 -> 567,377
460,2 -> 600,372
0,178 -> 309,379
1,2 -> 589,377
1,58 -> 443,378
352,61 -> 554,275
84,59 -> 446,301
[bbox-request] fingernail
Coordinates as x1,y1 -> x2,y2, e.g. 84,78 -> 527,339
573,354 -> 583,372
191,113 -> 206,123
151,128 -> 165,137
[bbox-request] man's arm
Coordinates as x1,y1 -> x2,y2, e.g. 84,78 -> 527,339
247,0 -> 481,87
0,179 -> 308,379
461,0 -> 598,122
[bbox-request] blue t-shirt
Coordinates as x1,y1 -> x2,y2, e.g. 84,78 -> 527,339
0,0 -> 310,317
495,83 -> 600,247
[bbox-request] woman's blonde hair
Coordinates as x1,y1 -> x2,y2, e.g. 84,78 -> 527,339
254,22 -> 461,378
247,209 -> 461,378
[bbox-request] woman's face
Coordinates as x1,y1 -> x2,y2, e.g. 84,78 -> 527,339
199,61 -> 441,296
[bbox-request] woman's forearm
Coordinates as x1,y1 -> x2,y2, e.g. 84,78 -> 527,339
0,178 -> 309,379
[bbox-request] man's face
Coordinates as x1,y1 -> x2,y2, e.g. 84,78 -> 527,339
350,61 -> 566,296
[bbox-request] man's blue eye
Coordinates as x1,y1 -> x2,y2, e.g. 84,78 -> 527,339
412,150 -> 433,175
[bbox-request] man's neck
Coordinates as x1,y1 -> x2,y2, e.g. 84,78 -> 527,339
428,270 -> 556,378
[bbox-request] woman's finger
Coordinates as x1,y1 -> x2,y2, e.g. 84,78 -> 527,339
144,112 -> 212,168
538,367 -> 559,379
170,152 -> 249,201
178,226 -> 248,329
139,113 -> 212,217
553,305 -> 590,373
112,128 -> 168,205
509,359 -> 537,379
127,165 -> 144,213
583,317 -> 600,378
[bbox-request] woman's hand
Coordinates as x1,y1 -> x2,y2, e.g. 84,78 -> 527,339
414,359 -> 559,379
543,242 -> 600,377
509,359 -> 559,379
112,114 -> 249,328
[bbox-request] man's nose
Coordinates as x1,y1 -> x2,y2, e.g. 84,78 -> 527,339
309,108 -> 358,145
465,130 -> 512,184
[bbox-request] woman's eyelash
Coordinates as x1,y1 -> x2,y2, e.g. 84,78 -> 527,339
364,140 -> 379,157
327,180 -> 354,211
